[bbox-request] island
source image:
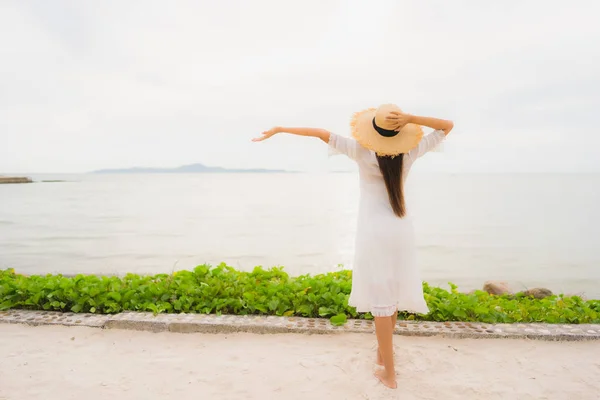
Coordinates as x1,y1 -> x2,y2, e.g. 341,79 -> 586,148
91,163 -> 290,174
0,176 -> 32,184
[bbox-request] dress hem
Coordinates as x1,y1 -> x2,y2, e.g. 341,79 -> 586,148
350,301 -> 430,317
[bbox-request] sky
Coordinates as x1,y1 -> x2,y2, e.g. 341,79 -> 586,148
1,0 -> 599,173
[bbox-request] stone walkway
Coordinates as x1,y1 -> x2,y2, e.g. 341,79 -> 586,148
1,309 -> 599,341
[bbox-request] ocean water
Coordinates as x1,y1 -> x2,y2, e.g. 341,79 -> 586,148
1,172 -> 599,298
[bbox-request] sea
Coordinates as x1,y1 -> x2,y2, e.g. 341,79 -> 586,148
1,172 -> 599,298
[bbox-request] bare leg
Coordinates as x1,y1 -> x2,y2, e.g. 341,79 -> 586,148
374,316 -> 397,389
377,310 -> 397,366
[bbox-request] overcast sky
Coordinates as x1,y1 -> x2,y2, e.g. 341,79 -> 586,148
1,0 -> 599,173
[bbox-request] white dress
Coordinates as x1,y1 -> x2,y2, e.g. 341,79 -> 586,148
328,129 -> 446,317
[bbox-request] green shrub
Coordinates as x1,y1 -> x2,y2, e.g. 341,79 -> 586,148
1,265 -> 598,325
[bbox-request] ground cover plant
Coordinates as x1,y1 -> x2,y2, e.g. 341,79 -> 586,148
1,264 -> 598,326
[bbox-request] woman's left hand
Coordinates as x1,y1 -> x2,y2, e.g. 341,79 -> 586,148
386,111 -> 412,130
252,127 -> 280,142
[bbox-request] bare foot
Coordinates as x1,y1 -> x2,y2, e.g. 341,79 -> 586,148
374,369 -> 397,389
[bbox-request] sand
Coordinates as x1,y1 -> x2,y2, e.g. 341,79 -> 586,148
1,324 -> 599,400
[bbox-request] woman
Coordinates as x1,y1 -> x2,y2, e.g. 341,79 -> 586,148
253,104 -> 453,389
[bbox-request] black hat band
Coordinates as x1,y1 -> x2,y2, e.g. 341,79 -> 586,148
372,118 -> 398,138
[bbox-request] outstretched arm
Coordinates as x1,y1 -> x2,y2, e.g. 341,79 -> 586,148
252,126 -> 331,143
253,126 -> 361,161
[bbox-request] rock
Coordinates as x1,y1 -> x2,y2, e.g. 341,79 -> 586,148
483,281 -> 511,295
522,288 -> 553,299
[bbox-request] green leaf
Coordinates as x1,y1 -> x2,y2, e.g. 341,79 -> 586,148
0,300 -> 13,310
474,306 -> 489,315
267,298 -> 280,312
297,305 -> 313,316
330,314 -> 347,326
255,304 -> 268,313
318,306 -> 332,317
108,292 -> 122,302
71,303 -> 83,313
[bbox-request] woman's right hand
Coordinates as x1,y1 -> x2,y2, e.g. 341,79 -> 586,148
252,127 -> 281,142
251,126 -> 331,143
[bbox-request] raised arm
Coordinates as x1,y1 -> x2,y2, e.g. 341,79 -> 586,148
252,126 -> 331,143
408,115 -> 454,136
386,110 -> 453,159
386,111 -> 454,136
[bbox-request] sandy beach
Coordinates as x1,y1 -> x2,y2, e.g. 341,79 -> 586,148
1,324 -> 598,400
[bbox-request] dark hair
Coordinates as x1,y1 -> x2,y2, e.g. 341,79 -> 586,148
376,154 -> 405,218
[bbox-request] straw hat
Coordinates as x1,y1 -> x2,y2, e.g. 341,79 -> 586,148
350,104 -> 423,156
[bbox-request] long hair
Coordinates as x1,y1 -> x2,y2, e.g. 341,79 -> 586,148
376,154 -> 405,218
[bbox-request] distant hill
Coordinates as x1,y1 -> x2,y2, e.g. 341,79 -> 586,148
91,163 -> 290,174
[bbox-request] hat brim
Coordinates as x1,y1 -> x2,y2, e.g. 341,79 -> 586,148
350,108 -> 423,156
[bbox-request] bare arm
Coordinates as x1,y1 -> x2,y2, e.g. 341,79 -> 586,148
252,126 -> 331,143
387,112 -> 454,136
408,115 -> 454,136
